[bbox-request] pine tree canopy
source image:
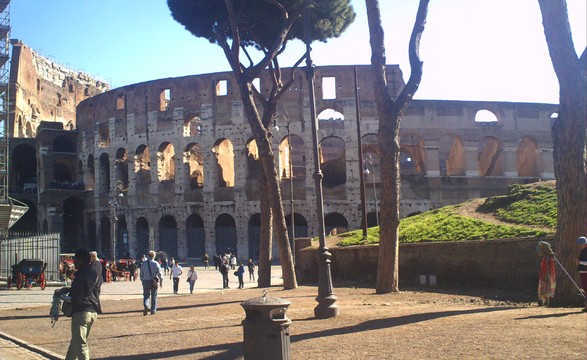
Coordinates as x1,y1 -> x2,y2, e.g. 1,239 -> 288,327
167,0 -> 356,50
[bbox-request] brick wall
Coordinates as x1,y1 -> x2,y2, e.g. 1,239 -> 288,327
297,236 -> 556,292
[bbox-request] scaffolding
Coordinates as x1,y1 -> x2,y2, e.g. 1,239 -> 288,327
0,0 -> 27,229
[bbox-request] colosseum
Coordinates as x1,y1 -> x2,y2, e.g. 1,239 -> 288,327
8,40 -> 558,261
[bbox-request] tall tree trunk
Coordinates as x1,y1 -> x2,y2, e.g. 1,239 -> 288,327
366,0 -> 429,294
237,78 -> 297,290
257,171 -> 273,287
537,0 -> 587,306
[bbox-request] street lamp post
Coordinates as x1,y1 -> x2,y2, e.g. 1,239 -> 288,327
363,154 -> 379,226
109,180 -> 125,262
304,2 -> 339,319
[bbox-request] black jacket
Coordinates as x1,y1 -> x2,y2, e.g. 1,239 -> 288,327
70,265 -> 100,314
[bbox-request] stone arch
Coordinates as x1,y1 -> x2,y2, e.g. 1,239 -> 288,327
157,142 -> 176,182
98,123 -> 110,147
474,109 -> 499,123
324,212 -> 348,236
319,136 -> 346,189
478,136 -> 504,176
115,147 -> 129,188
246,139 -> 262,199
53,135 -> 76,153
135,145 -> 151,186
213,138 -> 235,188
98,153 -> 110,194
159,215 -> 178,259
318,108 -> 345,121
248,213 -> 261,261
184,143 -> 204,190
362,133 -> 379,155
279,134 -> 306,180
63,197 -> 84,252
517,136 -> 538,177
136,217 -> 150,257
439,134 -> 465,176
400,133 -> 426,175
11,143 -> 36,193
285,212 -> 308,242
53,160 -> 75,182
215,213 -> 237,255
186,214 -> 205,258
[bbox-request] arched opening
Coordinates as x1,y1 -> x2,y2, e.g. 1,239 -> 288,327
318,108 -> 345,121
285,213 -> 308,248
86,155 -> 95,190
53,135 -> 76,153
474,109 -> 499,123
478,136 -> 504,176
157,142 -> 176,182
248,214 -> 261,261
324,212 -> 348,236
136,217 -> 150,258
186,214 -> 206,258
16,115 -> 23,137
87,220 -> 97,252
115,147 -> 129,188
184,143 -> 204,190
215,214 -> 237,256
159,215 -> 178,259
319,136 -> 346,190
279,134 -> 306,180
11,144 -> 37,193
135,145 -> 151,186
63,197 -> 84,252
439,135 -> 465,176
53,160 -> 75,182
246,139 -> 262,199
25,121 -> 33,138
517,136 -> 538,177
183,115 -> 202,137
98,123 -> 110,147
213,139 -> 235,188
400,133 -> 426,175
98,153 -> 110,194
100,217 -> 111,257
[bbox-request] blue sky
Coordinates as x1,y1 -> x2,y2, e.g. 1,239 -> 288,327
11,0 -> 586,104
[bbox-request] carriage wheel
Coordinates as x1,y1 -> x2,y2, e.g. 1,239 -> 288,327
40,272 -> 46,290
15,273 -> 23,290
7,276 -> 11,289
106,269 -> 112,283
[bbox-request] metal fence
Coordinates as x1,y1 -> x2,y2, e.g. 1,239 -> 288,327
0,232 -> 61,282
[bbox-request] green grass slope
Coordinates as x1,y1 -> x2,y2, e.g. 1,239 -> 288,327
337,181 -> 556,246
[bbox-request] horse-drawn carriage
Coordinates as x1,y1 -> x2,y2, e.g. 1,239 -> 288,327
105,258 -> 137,282
7,259 -> 47,290
59,253 -> 76,283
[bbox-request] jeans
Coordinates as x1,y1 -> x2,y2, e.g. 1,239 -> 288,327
142,280 -> 158,313
222,273 -> 229,288
238,275 -> 244,289
189,280 -> 196,293
173,277 -> 180,293
65,311 -> 97,360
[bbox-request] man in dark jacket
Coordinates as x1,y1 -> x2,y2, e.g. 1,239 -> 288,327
66,249 -> 99,360
89,251 -> 103,313
219,260 -> 229,289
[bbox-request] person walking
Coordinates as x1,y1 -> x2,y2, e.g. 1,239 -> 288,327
187,265 -> 198,294
213,254 -> 220,270
236,263 -> 245,289
89,251 -> 103,314
202,253 -> 210,269
65,249 -> 100,360
219,260 -> 229,289
230,254 -> 237,270
140,251 -> 162,315
169,257 -> 175,280
162,256 -> 169,275
172,261 -> 183,294
247,259 -> 256,282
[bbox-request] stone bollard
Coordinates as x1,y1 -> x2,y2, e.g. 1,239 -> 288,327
241,295 -> 292,360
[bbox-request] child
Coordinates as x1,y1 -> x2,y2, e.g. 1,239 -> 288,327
576,236 -> 587,312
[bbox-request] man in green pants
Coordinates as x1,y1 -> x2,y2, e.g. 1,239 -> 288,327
66,249 -> 100,360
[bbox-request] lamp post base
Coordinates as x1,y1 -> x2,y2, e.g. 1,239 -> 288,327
314,294 -> 340,319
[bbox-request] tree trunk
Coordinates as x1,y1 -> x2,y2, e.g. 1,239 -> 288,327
237,78 -> 297,290
366,0 -> 428,294
537,0 -> 587,306
257,171 -> 273,287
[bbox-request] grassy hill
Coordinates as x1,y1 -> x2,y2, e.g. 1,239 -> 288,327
337,181 -> 556,246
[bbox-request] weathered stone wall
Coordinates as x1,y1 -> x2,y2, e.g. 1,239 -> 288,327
297,237 -> 556,293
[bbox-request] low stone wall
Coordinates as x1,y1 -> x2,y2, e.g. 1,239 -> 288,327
297,236 -> 556,293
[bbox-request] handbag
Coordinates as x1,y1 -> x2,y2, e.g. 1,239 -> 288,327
146,261 -> 159,289
186,277 -> 190,282
234,271 -> 239,276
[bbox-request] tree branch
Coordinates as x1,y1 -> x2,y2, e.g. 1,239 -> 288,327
394,0 -> 429,113
241,45 -> 255,68
214,26 -> 239,74
275,54 -> 306,101
224,0 -> 241,66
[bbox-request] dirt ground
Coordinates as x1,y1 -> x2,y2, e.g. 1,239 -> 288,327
0,282 -> 585,360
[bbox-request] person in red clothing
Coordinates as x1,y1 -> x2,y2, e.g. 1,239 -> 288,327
576,236 -> 587,312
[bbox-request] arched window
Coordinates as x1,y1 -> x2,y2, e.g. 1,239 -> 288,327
324,212 -> 348,236
183,115 -> 202,137
517,136 -> 538,177
213,139 -> 235,188
319,136 -> 346,189
115,148 -> 129,188
135,145 -> 151,186
400,133 -> 426,175
279,134 -> 306,180
159,215 -> 178,258
474,109 -> 499,123
98,153 -> 110,194
184,143 -> 204,189
157,142 -> 176,182
215,214 -> 237,255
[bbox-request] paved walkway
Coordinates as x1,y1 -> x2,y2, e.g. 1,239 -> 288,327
0,265 -> 283,359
